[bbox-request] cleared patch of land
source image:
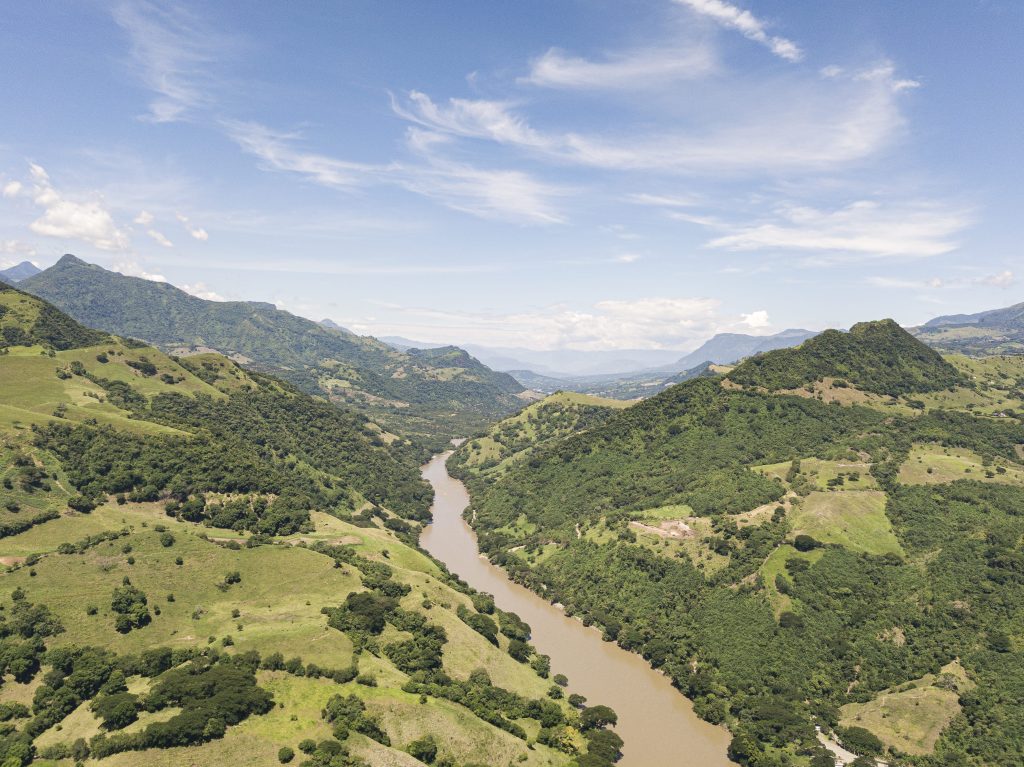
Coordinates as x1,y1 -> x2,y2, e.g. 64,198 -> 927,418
898,443 -> 1024,486
788,491 -> 903,556
840,661 -> 973,756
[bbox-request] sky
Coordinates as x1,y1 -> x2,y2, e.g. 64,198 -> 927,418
1,0 -> 1021,352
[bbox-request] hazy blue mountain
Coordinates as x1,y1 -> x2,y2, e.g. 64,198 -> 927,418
0,260 -> 42,283
670,328 -> 819,371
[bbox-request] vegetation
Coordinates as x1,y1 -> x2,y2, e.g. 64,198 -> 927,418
454,320 -> 1024,766
0,299 -> 585,766
20,255 -> 526,444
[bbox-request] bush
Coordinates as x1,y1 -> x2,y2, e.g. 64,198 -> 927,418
407,734 -> 437,763
277,745 -> 294,763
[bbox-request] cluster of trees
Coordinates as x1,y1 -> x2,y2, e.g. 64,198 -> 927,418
455,332 -> 1024,765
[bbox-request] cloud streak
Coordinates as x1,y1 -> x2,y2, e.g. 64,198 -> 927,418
704,199 -> 971,259
674,0 -> 802,61
521,44 -> 715,90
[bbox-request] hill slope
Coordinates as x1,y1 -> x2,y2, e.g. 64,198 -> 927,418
913,300 -> 1024,356
727,319 -> 965,396
454,321 -> 1024,766
21,256 -> 525,444
0,295 -> 606,767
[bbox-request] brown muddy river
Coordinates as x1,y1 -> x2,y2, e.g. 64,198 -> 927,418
419,451 -> 734,767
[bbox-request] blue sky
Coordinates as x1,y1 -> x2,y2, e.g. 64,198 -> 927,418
1,0 -> 1020,351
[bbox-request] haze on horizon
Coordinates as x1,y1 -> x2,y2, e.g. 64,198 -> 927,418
1,1 -> 1020,353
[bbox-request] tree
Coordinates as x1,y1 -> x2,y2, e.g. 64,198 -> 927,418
277,746 -> 294,763
580,705 -> 617,730
407,735 -> 438,764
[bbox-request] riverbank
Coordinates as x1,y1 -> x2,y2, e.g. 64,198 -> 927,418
419,451 -> 734,767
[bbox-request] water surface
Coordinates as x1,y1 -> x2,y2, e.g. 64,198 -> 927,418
420,451 -> 734,767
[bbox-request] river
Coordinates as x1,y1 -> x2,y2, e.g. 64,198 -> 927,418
419,451 -> 734,767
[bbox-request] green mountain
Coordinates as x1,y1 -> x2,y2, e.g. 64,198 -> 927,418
20,255 -> 526,445
913,300 -> 1024,356
0,292 -> 599,767
454,320 -> 1024,766
727,319 -> 965,396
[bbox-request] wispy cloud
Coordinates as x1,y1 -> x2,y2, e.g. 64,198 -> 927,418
674,0 -> 802,61
112,1 -> 229,122
25,164 -> 130,251
704,199 -> 971,259
395,61 -> 914,173
226,119 -> 567,224
521,44 -> 715,90
867,270 -> 1014,290
176,213 -> 209,241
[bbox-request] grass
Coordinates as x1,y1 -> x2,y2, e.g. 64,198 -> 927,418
898,443 -> 1024,486
754,458 -> 879,492
839,661 -> 973,756
788,491 -> 903,556
2,499 -> 575,765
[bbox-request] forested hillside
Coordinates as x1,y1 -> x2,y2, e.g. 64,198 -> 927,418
455,320 -> 1024,767
0,293 -> 609,767
20,256 -> 526,446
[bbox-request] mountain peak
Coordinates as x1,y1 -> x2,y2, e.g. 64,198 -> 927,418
0,260 -> 43,283
727,318 -> 964,396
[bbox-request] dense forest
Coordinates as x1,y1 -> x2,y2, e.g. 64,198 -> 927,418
455,321 -> 1024,767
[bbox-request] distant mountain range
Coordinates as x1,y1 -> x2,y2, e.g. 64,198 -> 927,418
380,337 -> 685,377
913,299 -> 1024,356
0,260 -> 42,283
19,255 -> 525,445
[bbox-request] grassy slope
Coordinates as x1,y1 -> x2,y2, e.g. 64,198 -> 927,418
0,501 -> 574,766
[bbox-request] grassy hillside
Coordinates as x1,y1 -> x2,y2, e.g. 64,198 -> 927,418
0,298 -> 610,766
450,392 -> 629,481
453,324 -> 1024,767
21,256 -> 526,445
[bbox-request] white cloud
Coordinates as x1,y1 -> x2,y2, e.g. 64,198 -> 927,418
614,253 -> 642,263
226,119 -> 567,224
146,229 -> 173,247
113,260 -> 166,282
705,199 -> 971,259
176,213 -> 209,241
2,181 -> 22,199
674,0 -> 803,61
181,282 -> 226,301
134,210 -> 154,225
740,310 -> 770,328
26,163 -> 130,251
224,120 -> 381,188
627,193 -> 701,208
0,241 -> 37,258
521,44 -> 715,90
352,296 -> 772,351
395,62 -> 914,174
868,270 -> 1015,290
393,92 -> 550,149
112,1 -> 227,122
